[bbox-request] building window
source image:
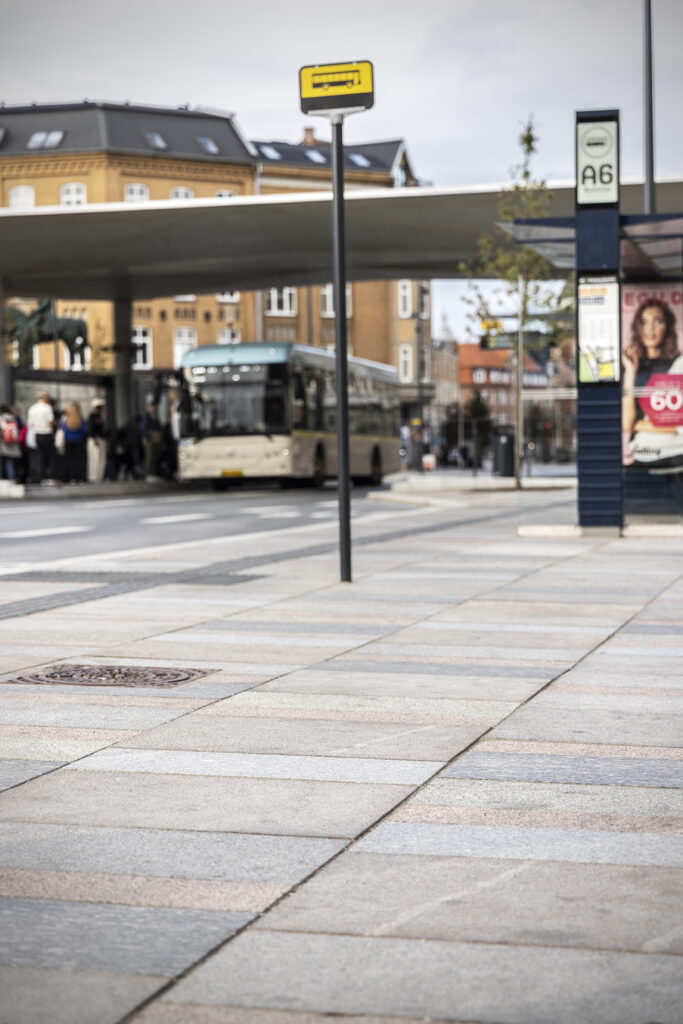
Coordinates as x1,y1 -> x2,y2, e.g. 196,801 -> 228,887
398,280 -> 412,318
27,130 -> 64,150
418,282 -> 430,320
60,182 -> 87,207
198,136 -> 220,155
8,185 -> 35,209
473,369 -> 487,384
174,294 -> 196,302
170,186 -> 194,200
320,283 -> 352,318
266,287 -> 297,316
218,327 -> 241,344
498,391 -> 507,405
173,327 -> 196,367
132,326 -> 152,369
217,290 -> 240,302
125,183 -> 149,202
215,189 -> 237,198
143,131 -> 167,150
399,343 -> 413,383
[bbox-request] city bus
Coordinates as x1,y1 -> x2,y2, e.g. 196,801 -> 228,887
177,343 -> 400,486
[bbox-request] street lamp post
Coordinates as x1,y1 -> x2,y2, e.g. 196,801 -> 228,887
408,283 -> 429,472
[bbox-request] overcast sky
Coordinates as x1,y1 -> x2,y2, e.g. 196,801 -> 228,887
4,0 -> 682,335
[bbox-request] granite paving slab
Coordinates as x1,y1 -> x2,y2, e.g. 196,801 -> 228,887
441,751 -> 683,788
404,778 -> 683,817
0,897 -> 251,974
252,852 -> 683,952
0,771 -> 414,837
358,641 -> 581,661
488,707 -> 683,746
203,690 -> 512,726
324,657 -> 558,679
0,822 -> 345,881
117,714 -> 482,761
354,822 -> 683,866
67,747 -> 439,785
162,930 -> 683,1024
0,965 -> 166,1024
0,700 -> 209,729
0,868 -> 288,913
0,759 -> 62,791
0,725 -> 137,761
261,670 -> 533,705
134,1006 -> 439,1024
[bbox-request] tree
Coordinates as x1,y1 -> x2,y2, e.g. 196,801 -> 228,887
459,116 -> 573,482
464,389 -> 492,464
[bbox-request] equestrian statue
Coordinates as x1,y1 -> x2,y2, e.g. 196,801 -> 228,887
3,299 -> 89,366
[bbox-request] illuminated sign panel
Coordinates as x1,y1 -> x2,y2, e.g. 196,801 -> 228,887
576,118 -> 619,206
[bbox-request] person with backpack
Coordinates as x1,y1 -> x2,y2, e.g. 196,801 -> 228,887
0,406 -> 21,481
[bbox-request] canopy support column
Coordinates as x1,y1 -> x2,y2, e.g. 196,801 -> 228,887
113,295 -> 133,428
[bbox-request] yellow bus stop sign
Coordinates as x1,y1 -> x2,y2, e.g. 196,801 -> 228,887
300,61 -> 374,116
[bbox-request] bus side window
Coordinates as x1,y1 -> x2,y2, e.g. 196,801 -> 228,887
305,369 -> 324,431
291,371 -> 306,428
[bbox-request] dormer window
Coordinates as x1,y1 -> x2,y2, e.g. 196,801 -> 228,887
305,149 -> 326,164
197,136 -> 220,155
259,144 -> 281,160
27,130 -> 64,150
143,131 -> 167,150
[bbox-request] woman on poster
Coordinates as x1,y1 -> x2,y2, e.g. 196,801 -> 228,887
622,298 -> 682,466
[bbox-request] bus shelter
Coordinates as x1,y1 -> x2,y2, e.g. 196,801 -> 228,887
508,209 -> 683,525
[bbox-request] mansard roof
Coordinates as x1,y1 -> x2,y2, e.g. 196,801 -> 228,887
0,101 -> 256,164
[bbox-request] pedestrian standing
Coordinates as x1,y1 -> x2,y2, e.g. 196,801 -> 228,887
59,401 -> 88,482
141,402 -> 163,481
87,398 -> 107,483
0,406 -> 21,481
26,392 -> 55,484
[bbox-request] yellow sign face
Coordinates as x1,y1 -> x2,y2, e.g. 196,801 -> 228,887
300,61 -> 374,115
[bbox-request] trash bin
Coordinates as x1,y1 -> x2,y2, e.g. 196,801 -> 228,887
493,425 -> 515,477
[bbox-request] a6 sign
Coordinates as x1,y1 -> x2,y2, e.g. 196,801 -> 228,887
639,374 -> 683,427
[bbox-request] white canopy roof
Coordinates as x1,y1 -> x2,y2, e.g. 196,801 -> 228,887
2,179 -> 682,300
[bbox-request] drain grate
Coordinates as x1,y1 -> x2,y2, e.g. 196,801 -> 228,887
6,665 -> 211,688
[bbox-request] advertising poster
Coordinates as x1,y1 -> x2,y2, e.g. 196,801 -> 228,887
578,276 -> 620,383
621,282 -> 683,468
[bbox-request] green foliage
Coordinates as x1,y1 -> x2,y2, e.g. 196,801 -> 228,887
459,116 -> 572,342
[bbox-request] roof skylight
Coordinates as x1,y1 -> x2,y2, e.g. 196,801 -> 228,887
27,130 -> 65,150
144,131 -> 168,150
259,144 -> 281,160
305,148 -> 326,164
349,152 -> 371,168
197,135 -> 220,155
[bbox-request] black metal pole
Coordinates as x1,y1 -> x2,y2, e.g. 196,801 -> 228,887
331,116 -> 351,582
644,0 -> 655,214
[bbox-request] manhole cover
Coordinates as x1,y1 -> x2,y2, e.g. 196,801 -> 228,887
7,665 -> 210,688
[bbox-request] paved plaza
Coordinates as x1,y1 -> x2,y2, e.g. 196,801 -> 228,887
0,484 -> 681,1024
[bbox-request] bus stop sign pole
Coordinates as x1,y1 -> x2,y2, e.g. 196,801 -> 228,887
299,60 -> 374,583
330,114 -> 352,581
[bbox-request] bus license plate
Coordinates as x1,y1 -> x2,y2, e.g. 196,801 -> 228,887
221,470 -> 244,477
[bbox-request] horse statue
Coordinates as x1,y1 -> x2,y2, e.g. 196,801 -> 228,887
3,299 -> 89,366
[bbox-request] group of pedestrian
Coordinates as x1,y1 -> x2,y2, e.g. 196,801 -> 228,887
0,392 -> 178,486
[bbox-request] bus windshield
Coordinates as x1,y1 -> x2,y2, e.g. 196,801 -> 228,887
184,363 -> 288,437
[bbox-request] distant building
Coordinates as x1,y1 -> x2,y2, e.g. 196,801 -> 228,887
457,343 -> 548,427
1,102 -> 431,417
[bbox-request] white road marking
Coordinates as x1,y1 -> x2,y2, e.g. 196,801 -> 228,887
141,513 -> 214,525
1,526 -> 93,538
